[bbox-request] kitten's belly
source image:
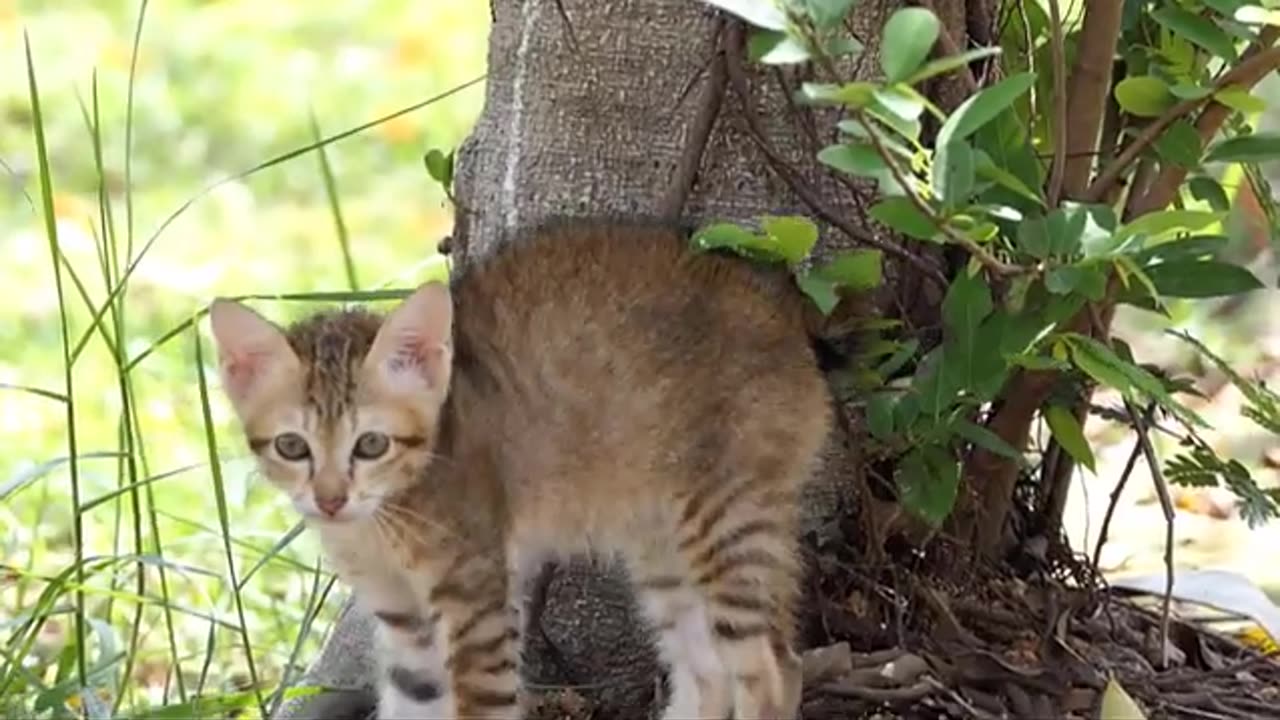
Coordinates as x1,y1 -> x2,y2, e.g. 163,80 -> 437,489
509,481 -> 676,565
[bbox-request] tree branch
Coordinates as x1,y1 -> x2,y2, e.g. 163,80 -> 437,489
1046,0 -> 1067,207
1060,0 -> 1124,197
1085,39 -> 1280,205
1131,28 -> 1280,217
660,19 -> 728,221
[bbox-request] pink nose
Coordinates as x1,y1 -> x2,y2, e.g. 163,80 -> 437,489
315,494 -> 348,517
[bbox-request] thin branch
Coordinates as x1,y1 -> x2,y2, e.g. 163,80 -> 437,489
660,19 -> 728,222
1132,28 -> 1280,216
1086,41 -> 1280,205
855,113 -> 1025,277
1091,406 -> 1150,573
722,24 -> 950,290
1046,0 -> 1067,207
1060,0 -> 1125,197
1126,398 -> 1175,669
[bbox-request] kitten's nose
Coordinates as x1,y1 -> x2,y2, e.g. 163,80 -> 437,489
315,494 -> 348,517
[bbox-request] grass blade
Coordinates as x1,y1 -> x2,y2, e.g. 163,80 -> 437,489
23,35 -> 86,688
192,327 -> 266,716
310,112 -> 359,291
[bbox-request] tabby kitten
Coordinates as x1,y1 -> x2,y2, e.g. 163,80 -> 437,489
210,221 -> 833,720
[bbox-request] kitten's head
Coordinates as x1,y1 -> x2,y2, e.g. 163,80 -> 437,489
209,283 -> 452,524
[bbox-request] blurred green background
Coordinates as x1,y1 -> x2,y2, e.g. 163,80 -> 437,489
1,0 -> 488,715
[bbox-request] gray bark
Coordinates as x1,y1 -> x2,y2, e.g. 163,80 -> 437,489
274,0 -> 964,717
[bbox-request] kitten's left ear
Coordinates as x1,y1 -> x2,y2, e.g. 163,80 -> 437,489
365,282 -> 453,394
208,299 -> 300,411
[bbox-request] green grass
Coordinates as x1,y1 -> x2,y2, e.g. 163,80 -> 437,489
0,2 -> 487,717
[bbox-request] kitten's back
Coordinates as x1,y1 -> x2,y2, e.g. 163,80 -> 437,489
446,222 -> 832,544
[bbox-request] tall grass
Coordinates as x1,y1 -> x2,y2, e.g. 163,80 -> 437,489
0,2 -> 483,717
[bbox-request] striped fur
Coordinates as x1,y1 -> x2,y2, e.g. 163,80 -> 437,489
210,222 -> 832,719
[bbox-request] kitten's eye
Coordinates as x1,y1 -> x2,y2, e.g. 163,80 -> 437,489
353,431 -> 390,460
273,432 -> 311,461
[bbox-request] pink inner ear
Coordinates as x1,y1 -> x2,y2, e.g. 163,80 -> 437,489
220,349 -> 274,401
382,331 -> 448,389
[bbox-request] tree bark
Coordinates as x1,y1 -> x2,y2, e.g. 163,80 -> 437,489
275,1 -> 968,717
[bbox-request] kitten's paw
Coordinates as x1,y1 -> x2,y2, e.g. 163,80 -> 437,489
377,682 -> 453,719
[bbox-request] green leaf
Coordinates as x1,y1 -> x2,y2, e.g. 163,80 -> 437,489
802,81 -> 877,107
906,46 -> 1002,85
951,417 -> 1027,465
1114,76 -> 1175,117
1153,6 -> 1239,60
866,392 -> 897,440
1189,177 -> 1231,210
896,444 -> 960,526
805,0 -> 858,28
1144,259 -> 1264,297
1202,0 -> 1245,16
872,85 -> 925,122
1062,333 -> 1207,427
933,141 -> 975,208
942,270 -> 994,340
1045,262 -> 1109,300
1169,82 -> 1214,100
1214,85 -> 1267,113
1205,131 -> 1280,163
1043,404 -> 1096,473
869,197 -> 939,240
1015,205 -> 1112,260
691,223 -> 784,262
937,72 -> 1037,147
423,148 -> 454,188
701,0 -> 788,30
817,143 -> 887,176
748,30 -> 812,64
813,249 -> 884,290
912,346 -> 960,414
1134,234 -> 1227,265
881,7 -> 941,82
876,337 -> 920,378
760,215 -> 819,263
1115,209 -> 1223,244
796,273 -> 840,315
1154,119 -> 1204,168
974,150 -> 1045,206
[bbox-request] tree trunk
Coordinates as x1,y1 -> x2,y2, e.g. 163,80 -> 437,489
275,1 -> 974,717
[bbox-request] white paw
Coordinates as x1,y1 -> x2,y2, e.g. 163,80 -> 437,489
377,686 -> 454,719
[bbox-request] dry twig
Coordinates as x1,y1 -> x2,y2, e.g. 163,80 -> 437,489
1125,398 -> 1175,669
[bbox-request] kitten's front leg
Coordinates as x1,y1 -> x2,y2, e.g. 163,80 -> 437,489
423,558 -> 521,720
373,608 -> 454,719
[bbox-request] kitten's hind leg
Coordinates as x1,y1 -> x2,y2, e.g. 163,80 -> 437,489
373,607 -> 454,719
676,475 -> 805,720
628,545 -> 731,720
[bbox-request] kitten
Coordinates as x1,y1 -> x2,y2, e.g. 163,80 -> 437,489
209,221 -> 833,720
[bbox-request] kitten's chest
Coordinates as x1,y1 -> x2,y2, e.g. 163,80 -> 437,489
314,521 -> 406,587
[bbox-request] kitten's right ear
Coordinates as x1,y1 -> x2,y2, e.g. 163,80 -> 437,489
208,299 -> 298,409
365,282 -> 453,395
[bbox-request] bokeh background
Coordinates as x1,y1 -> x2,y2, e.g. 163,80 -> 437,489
1,1 -> 1278,717
1,1 -> 488,715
